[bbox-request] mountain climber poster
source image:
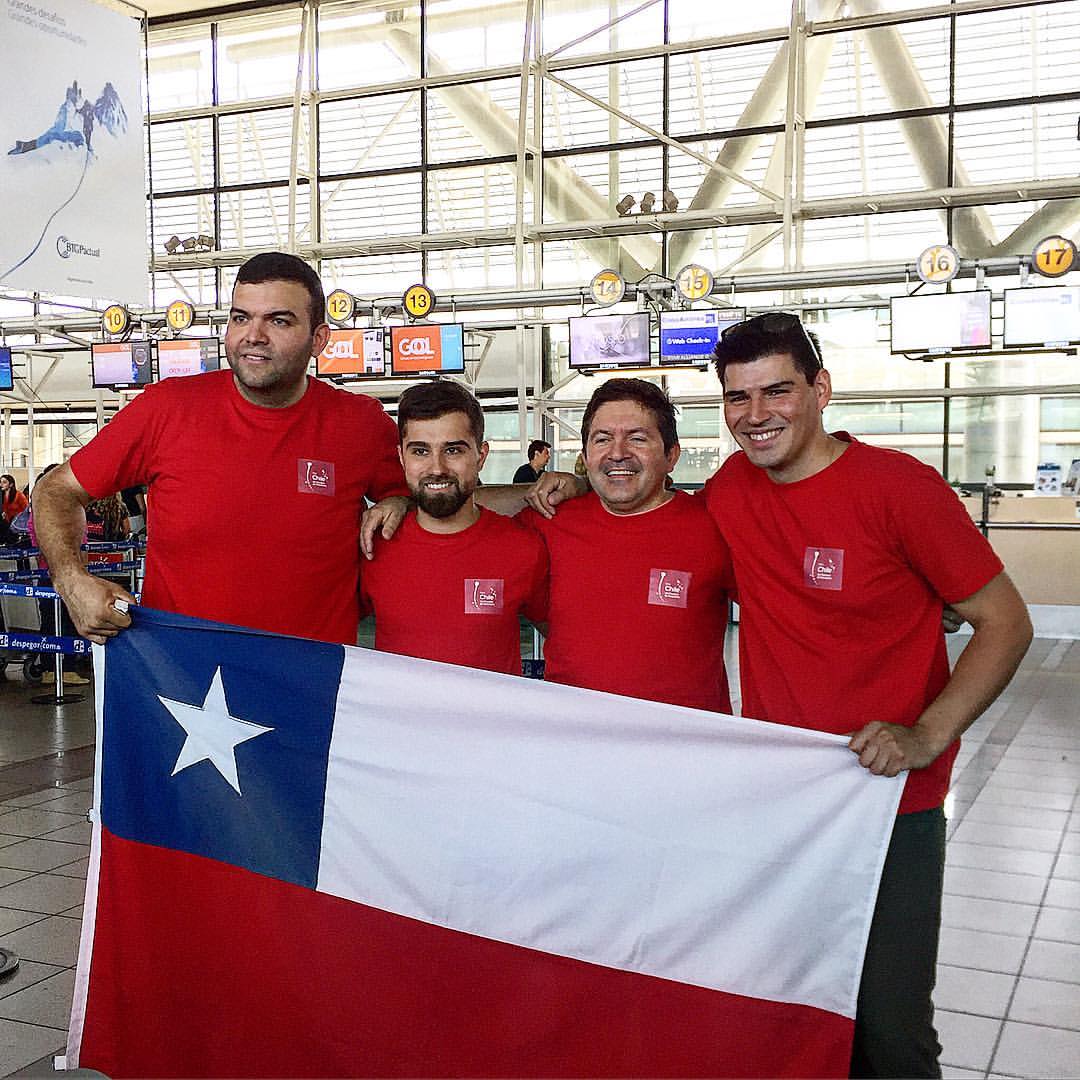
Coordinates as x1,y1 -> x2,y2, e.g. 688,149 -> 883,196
1,0 -> 147,302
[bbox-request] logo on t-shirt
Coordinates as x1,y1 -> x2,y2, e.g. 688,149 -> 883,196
804,547 -> 844,591
465,579 -> 504,615
297,459 -> 336,496
648,569 -> 691,608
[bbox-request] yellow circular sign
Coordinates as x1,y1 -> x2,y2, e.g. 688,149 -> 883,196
102,305 -> 129,336
589,269 -> 625,307
403,284 -> 436,320
326,289 -> 356,326
674,263 -> 714,303
166,300 -> 195,332
1031,235 -> 1076,279
916,244 -> 960,285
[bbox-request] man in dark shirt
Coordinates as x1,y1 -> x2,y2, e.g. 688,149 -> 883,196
512,440 -> 551,484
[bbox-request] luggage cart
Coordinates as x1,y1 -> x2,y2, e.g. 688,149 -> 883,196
0,553 -> 46,684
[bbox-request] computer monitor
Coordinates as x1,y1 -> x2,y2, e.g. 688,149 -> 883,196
1003,286 -> 1080,348
890,291 -> 992,354
316,328 -> 386,380
567,312 -> 651,370
389,324 -> 465,376
91,341 -> 154,390
0,347 -> 12,392
658,308 -> 745,366
157,338 -> 222,380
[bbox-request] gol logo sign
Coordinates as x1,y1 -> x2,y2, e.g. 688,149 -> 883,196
319,329 -> 369,375
392,326 -> 442,372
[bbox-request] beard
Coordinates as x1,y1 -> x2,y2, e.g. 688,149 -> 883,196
415,476 -> 472,519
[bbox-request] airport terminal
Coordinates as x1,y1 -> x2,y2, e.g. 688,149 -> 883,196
0,0 -> 1078,1076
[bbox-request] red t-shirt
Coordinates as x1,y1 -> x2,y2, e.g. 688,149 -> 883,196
70,370 -> 407,644
703,435 -> 1004,814
359,508 -> 548,676
521,492 -> 733,713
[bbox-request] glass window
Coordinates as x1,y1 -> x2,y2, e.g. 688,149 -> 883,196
217,9 -> 306,104
541,0 -> 663,59
950,394 -> 1043,485
668,43 -> 785,138
319,94 -> 421,175
152,268 -> 219,308
427,164 -> 529,231
150,119 -> 214,193
428,79 -> 526,164
218,185 -> 311,249
151,193 -> 215,253
1041,397 -> 1080,431
320,173 -> 422,241
219,108 -> 310,186
543,60 -> 663,151
321,253 -> 423,299
317,0 -> 421,91
148,24 -> 212,111
427,0 -> 527,73
668,2 -> 791,42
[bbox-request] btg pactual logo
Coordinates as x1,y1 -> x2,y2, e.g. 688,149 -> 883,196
56,235 -> 101,260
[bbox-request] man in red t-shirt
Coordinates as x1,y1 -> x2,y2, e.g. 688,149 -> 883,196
706,313 -> 1032,1079
33,252 -> 408,646
360,381 -> 547,676
520,379 -> 733,713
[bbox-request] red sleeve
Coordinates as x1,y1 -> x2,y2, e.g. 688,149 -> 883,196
887,463 -> 1004,604
522,528 -> 549,625
361,399 -> 408,502
69,388 -> 164,498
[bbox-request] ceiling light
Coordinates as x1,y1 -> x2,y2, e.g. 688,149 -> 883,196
615,195 -> 635,216
662,189 -> 679,212
639,192 -> 656,214
163,236 -> 181,254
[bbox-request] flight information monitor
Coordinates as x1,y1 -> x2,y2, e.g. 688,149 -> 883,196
389,324 -> 465,376
91,341 -> 153,389
658,308 -> 745,366
1003,286 -> 1080,348
316,328 -> 386,380
890,291 -> 992,354
0,347 -> 12,391
568,312 -> 651,370
157,338 -> 222,380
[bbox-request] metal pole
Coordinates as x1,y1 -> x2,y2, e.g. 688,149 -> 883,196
515,0 -> 537,460
286,0 -> 310,254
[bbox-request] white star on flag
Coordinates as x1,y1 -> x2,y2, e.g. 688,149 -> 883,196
158,667 -> 273,795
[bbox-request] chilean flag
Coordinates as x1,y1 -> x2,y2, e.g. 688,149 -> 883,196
67,607 -> 903,1078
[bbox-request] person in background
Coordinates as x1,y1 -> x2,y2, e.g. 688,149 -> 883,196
1,474 -> 27,525
512,440 -> 551,485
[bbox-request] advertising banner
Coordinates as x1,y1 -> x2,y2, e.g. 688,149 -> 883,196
0,0 -> 148,302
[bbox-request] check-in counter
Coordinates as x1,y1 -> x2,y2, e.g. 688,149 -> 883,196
961,495 -> 1080,605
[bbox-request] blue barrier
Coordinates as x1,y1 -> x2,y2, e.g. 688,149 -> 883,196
0,542 -> 146,559
0,632 -> 90,655
0,561 -> 139,583
0,583 -> 58,600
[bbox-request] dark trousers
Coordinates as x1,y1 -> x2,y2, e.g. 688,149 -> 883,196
850,806 -> 946,1079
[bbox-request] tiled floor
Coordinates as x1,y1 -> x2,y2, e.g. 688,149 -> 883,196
0,638 -> 1077,1078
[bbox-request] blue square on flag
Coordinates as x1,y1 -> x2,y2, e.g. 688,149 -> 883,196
99,607 -> 343,889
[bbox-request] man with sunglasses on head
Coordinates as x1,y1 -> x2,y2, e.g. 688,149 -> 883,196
702,312 -> 1032,1078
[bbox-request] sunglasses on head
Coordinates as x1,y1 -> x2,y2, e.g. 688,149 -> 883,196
720,311 -> 822,365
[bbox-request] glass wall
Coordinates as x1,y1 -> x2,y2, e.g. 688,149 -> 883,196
102,0 -> 1073,482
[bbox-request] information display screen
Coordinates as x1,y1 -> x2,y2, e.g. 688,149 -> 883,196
568,312 -> 651,370
1003,286 -> 1080,348
890,291 -> 992,354
157,338 -> 221,380
389,324 -> 465,376
316,328 -> 386,380
0,347 -> 12,392
91,341 -> 153,389
658,308 -> 745,366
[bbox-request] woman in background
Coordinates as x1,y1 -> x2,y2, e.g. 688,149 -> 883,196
1,474 -> 28,525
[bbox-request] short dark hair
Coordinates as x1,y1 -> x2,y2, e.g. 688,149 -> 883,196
581,378 -> 678,454
527,439 -> 551,460
712,312 -> 822,385
397,380 -> 485,447
234,252 -> 326,329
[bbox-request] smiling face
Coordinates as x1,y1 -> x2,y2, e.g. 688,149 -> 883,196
224,280 -> 330,408
721,352 -> 833,484
583,400 -> 680,515
400,411 -> 489,533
